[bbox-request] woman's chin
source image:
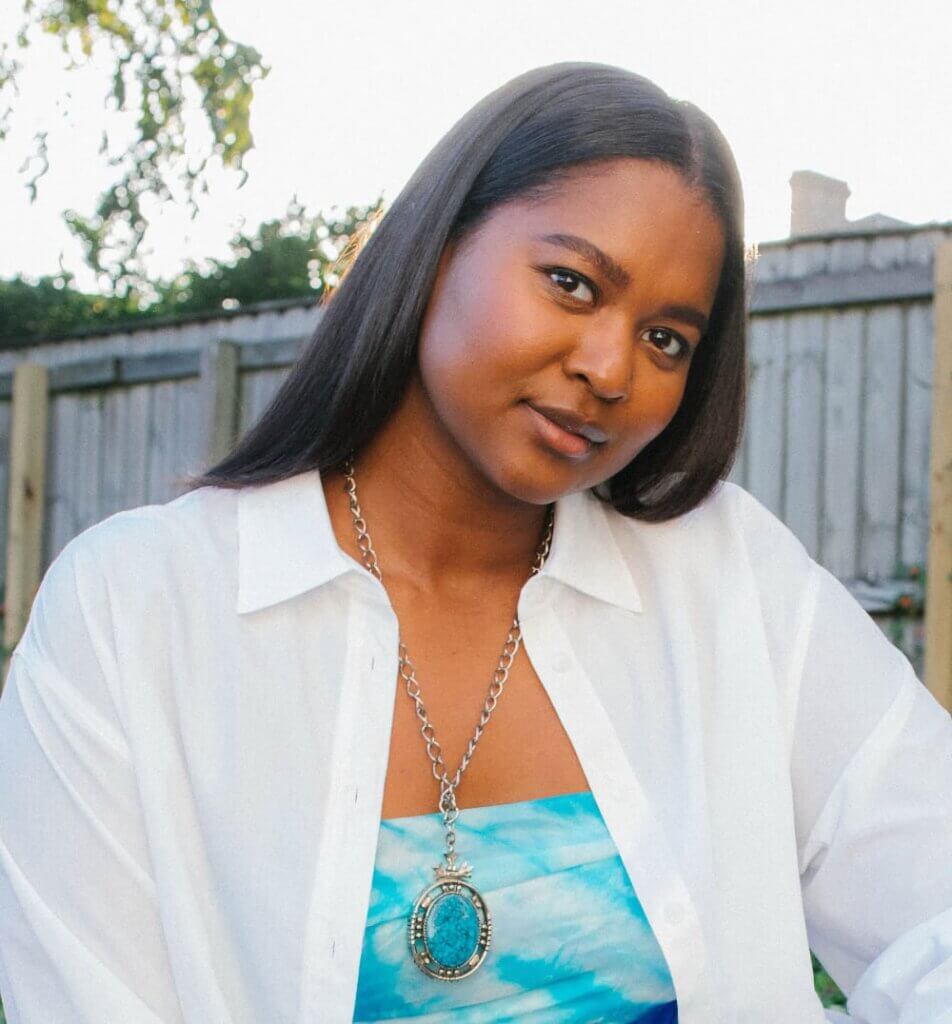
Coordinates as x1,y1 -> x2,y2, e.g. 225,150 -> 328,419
481,448 -> 599,508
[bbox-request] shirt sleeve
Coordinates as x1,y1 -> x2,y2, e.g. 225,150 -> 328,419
792,560 -> 952,1023
0,533 -> 183,1023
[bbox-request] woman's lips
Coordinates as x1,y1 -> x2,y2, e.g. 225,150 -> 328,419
524,402 -> 598,458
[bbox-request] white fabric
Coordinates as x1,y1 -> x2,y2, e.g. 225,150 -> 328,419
0,469 -> 950,1024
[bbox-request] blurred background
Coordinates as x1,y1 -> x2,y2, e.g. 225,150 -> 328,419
0,3 -> 951,1011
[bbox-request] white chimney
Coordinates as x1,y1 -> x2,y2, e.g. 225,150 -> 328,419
789,170 -> 850,236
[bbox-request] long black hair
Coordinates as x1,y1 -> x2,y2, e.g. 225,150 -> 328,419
183,61 -> 747,521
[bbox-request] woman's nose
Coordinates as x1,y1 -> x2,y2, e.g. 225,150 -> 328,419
561,317 -> 632,402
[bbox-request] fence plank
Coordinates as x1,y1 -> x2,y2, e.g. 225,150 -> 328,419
783,312 -> 825,556
146,381 -> 178,505
860,306 -> 904,579
203,340 -> 241,466
0,400 -> 12,597
240,367 -> 291,435
44,392 -> 80,567
745,316 -> 786,517
926,243 -> 952,707
100,384 -> 126,520
76,390 -> 103,541
821,309 -> 864,577
124,384 -> 153,510
3,364 -> 48,689
901,304 -> 934,572
174,376 -> 208,484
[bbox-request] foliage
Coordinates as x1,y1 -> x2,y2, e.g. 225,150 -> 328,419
158,196 -> 384,317
0,272 -> 136,340
0,197 -> 385,342
891,562 -> 925,617
1,0 -> 268,293
884,562 -> 926,668
812,952 -> 847,1008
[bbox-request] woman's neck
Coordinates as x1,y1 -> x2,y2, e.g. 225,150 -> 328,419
322,385 -> 551,592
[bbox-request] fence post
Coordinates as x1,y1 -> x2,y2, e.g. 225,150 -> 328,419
926,241 -> 952,710
202,340 -> 241,465
2,362 -> 49,692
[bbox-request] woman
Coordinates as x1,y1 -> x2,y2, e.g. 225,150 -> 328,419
1,61 -> 951,1024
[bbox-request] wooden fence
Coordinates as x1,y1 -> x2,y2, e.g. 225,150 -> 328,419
1,228 -> 951,706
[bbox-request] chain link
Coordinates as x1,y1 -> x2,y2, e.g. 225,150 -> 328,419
342,454 -> 554,862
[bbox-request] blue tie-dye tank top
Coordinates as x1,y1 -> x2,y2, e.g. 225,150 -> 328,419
353,789 -> 678,1022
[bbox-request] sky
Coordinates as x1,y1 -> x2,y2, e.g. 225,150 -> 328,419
1,0 -> 950,292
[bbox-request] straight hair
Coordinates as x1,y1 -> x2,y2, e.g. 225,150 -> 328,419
183,61 -> 747,521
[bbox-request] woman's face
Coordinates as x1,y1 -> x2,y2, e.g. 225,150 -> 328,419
412,156 -> 727,506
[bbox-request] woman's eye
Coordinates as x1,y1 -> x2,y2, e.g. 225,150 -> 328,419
546,268 -> 596,305
643,327 -> 690,360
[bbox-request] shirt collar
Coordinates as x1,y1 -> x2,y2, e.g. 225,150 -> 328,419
236,469 -> 354,614
540,485 -> 643,613
236,469 -> 643,615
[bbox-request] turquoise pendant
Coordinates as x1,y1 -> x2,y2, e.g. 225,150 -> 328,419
408,853 -> 491,979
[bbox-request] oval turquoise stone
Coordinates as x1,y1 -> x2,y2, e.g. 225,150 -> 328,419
425,892 -> 480,968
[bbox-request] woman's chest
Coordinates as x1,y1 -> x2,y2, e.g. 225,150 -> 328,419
123,580 -> 821,1022
375,578 -> 596,818
379,645 -> 591,819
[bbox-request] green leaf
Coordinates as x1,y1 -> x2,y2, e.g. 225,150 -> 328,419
6,0 -> 270,293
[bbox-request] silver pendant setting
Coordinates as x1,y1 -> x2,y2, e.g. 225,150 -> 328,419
408,853 -> 492,980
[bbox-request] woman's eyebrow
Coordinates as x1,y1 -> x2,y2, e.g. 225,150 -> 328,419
534,232 -> 632,290
656,303 -> 710,335
534,232 -> 710,333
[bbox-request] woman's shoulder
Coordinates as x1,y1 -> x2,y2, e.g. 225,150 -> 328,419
36,484 -> 240,620
601,477 -> 814,573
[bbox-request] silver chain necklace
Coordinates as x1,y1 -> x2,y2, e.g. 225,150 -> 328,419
342,455 -> 554,981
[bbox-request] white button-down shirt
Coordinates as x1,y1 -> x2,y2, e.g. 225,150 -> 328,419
1,469 -> 951,1024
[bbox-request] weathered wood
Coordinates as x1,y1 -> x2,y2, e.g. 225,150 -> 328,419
202,340 -> 241,466
173,376 -> 208,485
236,335 -> 306,370
0,402 -> 12,597
784,313 -> 825,557
100,384 -> 125,517
745,316 -> 786,517
146,380 -> 179,505
2,364 -> 48,691
119,350 -> 201,385
860,306 -> 904,580
925,242 -> 952,708
240,366 -> 292,435
751,264 -> 933,314
821,309 -> 864,577
868,234 -> 908,271
828,238 -> 867,275
124,384 -> 152,511
750,244 -> 790,283
75,390 -> 103,545
50,356 -> 117,392
44,393 -> 81,567
789,241 -> 830,279
901,304 -> 934,572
